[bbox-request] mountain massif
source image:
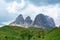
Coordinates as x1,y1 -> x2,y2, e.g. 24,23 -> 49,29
10,13 -> 55,29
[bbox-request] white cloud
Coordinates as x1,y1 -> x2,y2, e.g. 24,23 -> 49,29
6,0 -> 25,14
6,1 -> 18,13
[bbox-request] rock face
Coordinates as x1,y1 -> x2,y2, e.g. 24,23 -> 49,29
24,16 -> 32,27
10,13 -> 55,29
25,16 -> 32,25
33,14 -> 55,29
10,14 -> 24,25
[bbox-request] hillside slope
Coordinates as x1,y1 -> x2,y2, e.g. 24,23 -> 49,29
0,25 -> 47,40
43,27 -> 60,40
0,25 -> 60,40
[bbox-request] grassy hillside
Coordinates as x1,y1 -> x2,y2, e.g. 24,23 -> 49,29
0,25 -> 60,40
43,27 -> 60,40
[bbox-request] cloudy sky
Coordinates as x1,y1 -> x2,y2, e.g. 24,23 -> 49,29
0,0 -> 60,26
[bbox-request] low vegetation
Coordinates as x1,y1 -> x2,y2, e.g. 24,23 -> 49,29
0,25 -> 60,40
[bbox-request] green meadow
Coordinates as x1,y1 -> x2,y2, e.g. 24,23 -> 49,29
0,25 -> 60,40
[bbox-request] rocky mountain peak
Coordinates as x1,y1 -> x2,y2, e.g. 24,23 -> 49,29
25,16 -> 32,24
10,14 -> 24,25
10,13 -> 55,29
33,13 -> 55,29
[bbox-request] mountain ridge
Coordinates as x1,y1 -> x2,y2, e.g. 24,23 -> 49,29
10,13 -> 55,29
